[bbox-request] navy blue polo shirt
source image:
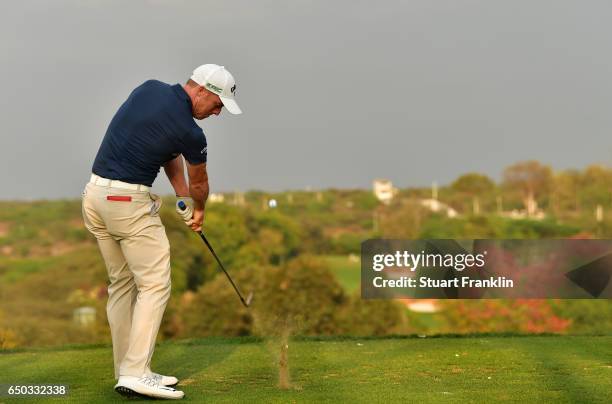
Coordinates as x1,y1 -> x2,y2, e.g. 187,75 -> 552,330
92,80 -> 207,187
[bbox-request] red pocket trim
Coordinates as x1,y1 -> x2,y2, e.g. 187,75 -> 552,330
107,196 -> 132,202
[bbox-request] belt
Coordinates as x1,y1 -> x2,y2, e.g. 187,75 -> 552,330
89,174 -> 150,192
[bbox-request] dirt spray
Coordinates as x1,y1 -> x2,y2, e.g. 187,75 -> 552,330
253,310 -> 296,390
277,326 -> 291,389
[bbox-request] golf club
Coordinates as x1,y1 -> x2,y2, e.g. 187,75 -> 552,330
178,201 -> 253,307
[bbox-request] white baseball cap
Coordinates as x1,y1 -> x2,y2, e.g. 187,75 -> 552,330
190,64 -> 242,115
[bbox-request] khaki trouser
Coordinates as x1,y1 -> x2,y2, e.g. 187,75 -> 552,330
81,182 -> 171,378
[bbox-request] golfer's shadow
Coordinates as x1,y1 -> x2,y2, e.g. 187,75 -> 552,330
151,338 -> 246,389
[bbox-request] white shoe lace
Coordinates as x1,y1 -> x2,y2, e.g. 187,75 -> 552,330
139,375 -> 160,388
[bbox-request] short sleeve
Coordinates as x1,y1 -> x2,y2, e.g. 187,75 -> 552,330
178,127 -> 207,165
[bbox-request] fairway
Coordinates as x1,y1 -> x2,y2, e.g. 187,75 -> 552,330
1,336 -> 610,403
322,255 -> 361,293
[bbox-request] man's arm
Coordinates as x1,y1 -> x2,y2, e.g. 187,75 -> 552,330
186,161 -> 209,209
163,155 -> 190,196
185,160 -> 209,231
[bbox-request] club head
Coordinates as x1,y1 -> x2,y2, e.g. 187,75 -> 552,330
244,291 -> 254,307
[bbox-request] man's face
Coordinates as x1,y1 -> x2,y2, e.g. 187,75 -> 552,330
192,87 -> 224,120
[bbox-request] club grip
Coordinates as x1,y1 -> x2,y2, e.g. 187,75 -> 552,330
178,200 -> 187,211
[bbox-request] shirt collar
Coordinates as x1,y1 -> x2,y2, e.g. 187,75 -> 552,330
172,84 -> 193,112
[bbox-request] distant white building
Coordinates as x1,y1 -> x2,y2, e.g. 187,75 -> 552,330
419,181 -> 458,218
403,299 -> 441,313
232,192 -> 245,206
373,179 -> 397,204
500,209 -> 545,220
420,199 -> 459,218
209,193 -> 225,203
73,306 -> 96,327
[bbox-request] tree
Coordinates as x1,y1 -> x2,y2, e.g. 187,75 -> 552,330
581,164 -> 612,207
0,310 -> 19,349
253,255 -> 347,336
503,161 -> 553,216
451,173 -> 496,215
377,200 -> 428,238
551,169 -> 582,215
337,294 -> 407,336
178,268 -> 256,337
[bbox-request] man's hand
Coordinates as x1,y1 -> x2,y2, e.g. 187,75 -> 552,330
175,197 -> 194,226
190,208 -> 204,232
176,197 -> 204,232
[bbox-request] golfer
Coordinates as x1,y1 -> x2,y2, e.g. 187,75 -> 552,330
82,64 -> 241,400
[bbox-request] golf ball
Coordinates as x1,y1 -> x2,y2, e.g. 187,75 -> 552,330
268,199 -> 277,208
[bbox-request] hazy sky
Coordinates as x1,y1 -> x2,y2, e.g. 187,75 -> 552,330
1,0 -> 611,199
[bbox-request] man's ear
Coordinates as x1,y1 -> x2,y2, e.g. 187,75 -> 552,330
200,87 -> 216,99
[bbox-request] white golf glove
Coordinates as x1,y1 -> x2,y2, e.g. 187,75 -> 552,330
175,196 -> 194,226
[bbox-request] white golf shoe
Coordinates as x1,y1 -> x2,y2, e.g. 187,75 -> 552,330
114,375 -> 184,400
147,371 -> 179,387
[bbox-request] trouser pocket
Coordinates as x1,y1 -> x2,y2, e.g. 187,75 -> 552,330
149,193 -> 162,216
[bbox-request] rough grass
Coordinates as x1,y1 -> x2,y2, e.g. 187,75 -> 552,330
0,335 -> 610,403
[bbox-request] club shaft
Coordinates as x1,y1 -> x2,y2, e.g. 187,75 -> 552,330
198,231 -> 249,307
